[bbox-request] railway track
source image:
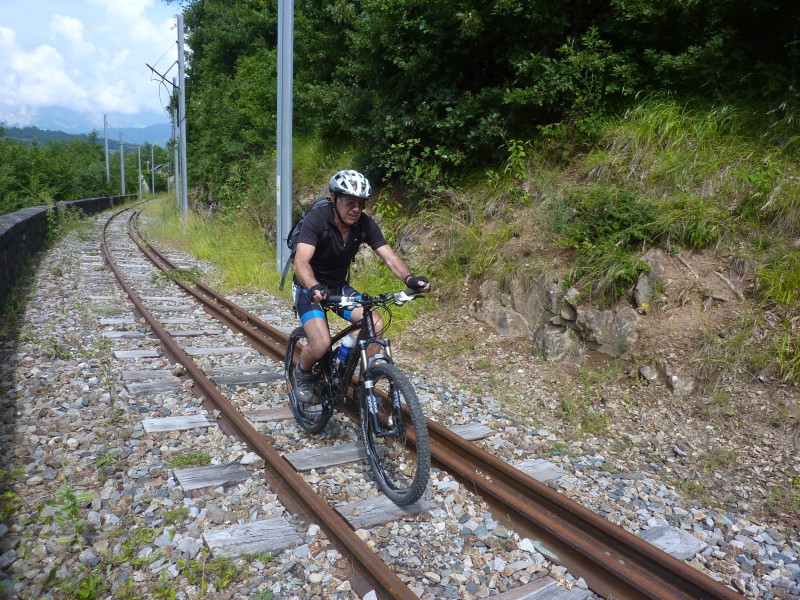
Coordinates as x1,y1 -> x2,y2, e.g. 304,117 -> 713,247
97,203 -> 743,599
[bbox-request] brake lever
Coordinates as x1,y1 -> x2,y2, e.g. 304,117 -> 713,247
337,297 -> 358,309
393,289 -> 420,305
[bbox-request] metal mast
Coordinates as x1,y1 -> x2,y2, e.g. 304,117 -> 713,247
177,13 -> 189,228
276,0 -> 295,273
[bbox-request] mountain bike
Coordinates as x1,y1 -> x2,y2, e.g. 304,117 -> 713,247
284,288 -> 431,506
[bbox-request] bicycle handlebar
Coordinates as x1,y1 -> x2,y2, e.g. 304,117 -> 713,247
322,288 -> 423,309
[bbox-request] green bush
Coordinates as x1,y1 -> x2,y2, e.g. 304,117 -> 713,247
658,193 -> 732,249
0,133 -> 123,215
555,186 -> 661,300
758,250 -> 800,307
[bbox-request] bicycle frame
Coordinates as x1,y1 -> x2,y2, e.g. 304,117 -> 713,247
326,301 -> 394,401
322,296 -> 411,440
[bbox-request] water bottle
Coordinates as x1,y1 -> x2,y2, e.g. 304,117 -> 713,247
336,334 -> 356,375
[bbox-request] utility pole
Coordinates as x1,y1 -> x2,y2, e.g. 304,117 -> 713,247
166,137 -> 171,196
168,110 -> 173,199
138,145 -> 142,199
177,13 -> 189,228
120,133 -> 126,197
104,114 -> 110,183
276,0 -> 295,273
145,61 -> 175,201
172,77 -> 180,211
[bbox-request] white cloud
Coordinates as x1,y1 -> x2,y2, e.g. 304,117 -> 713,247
50,15 -> 96,55
0,1 -> 178,128
3,43 -> 86,109
0,25 -> 17,49
93,79 -> 134,113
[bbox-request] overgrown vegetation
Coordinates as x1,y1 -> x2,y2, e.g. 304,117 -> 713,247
0,468 -> 23,523
37,484 -> 93,547
0,127 -> 169,215
180,0 -> 800,206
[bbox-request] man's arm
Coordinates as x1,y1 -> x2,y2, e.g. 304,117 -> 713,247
374,245 -> 431,292
294,242 -> 328,302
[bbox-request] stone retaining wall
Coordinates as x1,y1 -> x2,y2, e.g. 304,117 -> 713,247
0,195 -> 134,311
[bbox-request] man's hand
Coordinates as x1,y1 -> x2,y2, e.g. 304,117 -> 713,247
404,274 -> 431,293
308,283 -> 329,304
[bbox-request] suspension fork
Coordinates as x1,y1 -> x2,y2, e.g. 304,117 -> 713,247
357,305 -> 404,436
360,339 -> 406,438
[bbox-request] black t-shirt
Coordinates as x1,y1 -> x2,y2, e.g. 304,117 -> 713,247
296,200 -> 388,285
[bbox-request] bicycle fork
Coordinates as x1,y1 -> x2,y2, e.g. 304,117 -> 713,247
362,377 -> 407,438
359,339 -> 406,439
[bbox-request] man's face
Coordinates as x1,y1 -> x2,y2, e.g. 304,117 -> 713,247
336,194 -> 367,226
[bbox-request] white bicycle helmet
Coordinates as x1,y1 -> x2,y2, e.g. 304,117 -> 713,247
329,169 -> 371,199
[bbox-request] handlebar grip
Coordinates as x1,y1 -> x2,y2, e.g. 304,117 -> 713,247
322,295 -> 356,308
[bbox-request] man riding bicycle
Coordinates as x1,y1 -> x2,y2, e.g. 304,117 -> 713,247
291,169 -> 431,403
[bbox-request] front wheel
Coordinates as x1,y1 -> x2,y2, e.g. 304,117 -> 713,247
361,363 -> 430,505
285,327 -> 333,434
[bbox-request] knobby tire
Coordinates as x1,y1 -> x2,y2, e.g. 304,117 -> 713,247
361,363 -> 430,505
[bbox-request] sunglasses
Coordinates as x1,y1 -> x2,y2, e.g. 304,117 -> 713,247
341,198 -> 367,210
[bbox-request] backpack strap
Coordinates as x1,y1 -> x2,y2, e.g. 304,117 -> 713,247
278,256 -> 292,291
278,223 -> 332,292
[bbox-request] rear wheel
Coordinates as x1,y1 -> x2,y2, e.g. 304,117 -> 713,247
361,363 -> 430,505
285,327 -> 333,433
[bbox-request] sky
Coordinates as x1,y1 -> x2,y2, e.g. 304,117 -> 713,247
0,0 -> 182,132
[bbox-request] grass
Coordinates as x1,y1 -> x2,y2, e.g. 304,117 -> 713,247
758,249 -> 800,307
292,139 -> 359,197
591,96 -> 763,196
551,95 -> 800,309
169,451 -> 212,469
766,479 -> 800,525
699,447 -> 739,471
549,364 -> 623,436
671,478 -> 717,507
695,307 -> 800,385
143,198 -> 281,293
703,388 -> 735,417
94,449 -> 120,483
174,551 -> 239,595
37,484 -> 93,547
56,566 -> 108,599
552,185 -> 659,301
0,468 -> 23,521
774,324 -> 800,384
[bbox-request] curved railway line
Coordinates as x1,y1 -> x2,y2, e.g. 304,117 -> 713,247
88,203 -> 745,600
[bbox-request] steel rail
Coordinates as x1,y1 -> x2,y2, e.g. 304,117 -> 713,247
423,421 -> 741,600
130,211 -> 288,361
129,209 -> 742,600
101,207 -> 419,600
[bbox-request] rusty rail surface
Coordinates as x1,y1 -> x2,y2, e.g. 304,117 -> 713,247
124,208 -> 742,600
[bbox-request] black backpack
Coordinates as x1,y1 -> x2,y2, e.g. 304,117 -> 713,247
279,197 -> 332,291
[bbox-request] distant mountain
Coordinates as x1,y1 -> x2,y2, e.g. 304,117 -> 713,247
2,124 -> 172,149
2,126 -> 90,145
1,106 -> 172,147
116,123 -> 173,147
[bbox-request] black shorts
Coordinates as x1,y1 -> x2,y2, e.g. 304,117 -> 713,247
292,281 -> 360,325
